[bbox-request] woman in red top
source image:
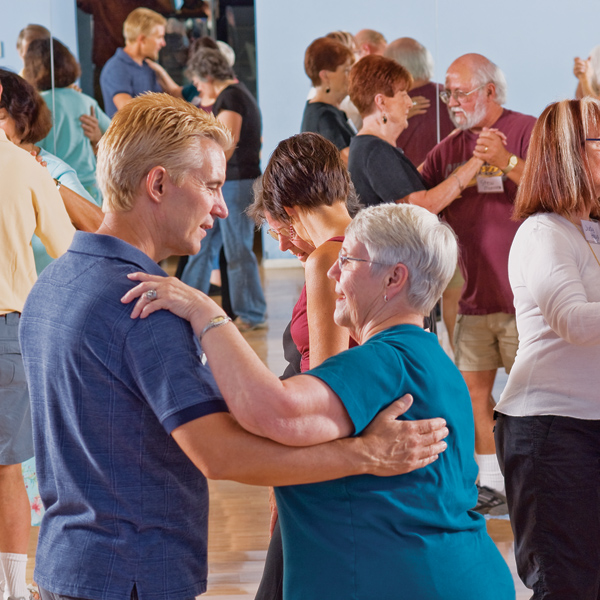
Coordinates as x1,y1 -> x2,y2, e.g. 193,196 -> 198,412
248,132 -> 358,600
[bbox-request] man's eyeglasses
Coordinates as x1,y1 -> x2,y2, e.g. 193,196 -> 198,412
439,83 -> 486,105
338,251 -> 393,270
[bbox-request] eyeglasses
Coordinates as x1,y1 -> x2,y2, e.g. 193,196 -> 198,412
439,84 -> 486,105
267,225 -> 296,241
338,251 -> 393,270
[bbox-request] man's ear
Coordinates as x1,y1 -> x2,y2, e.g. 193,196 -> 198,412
145,166 -> 169,203
0,82 -> 3,101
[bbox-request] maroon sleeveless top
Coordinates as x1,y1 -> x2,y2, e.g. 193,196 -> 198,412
290,236 -> 357,372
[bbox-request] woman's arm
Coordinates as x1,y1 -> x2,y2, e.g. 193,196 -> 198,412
517,221 -> 600,346
339,147 -> 350,165
405,156 -> 484,213
305,242 -> 349,368
121,273 -> 354,445
145,59 -> 183,98
59,185 -> 103,232
216,110 -> 242,161
574,57 -> 598,99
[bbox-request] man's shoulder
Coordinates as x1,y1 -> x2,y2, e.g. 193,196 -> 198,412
498,109 -> 537,132
424,128 -> 466,160
100,48 -> 133,80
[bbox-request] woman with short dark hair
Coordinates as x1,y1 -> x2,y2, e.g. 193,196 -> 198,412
300,37 -> 355,164
253,132 -> 359,372
495,97 -> 600,599
23,38 -> 110,205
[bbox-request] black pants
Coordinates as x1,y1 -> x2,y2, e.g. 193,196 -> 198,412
495,413 -> 600,599
254,519 -> 284,600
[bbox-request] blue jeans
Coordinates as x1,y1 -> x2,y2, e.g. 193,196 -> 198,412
181,178 -> 266,324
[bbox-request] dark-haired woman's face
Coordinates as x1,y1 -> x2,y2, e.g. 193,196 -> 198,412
0,108 -> 22,144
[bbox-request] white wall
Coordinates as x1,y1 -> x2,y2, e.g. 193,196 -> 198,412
255,0 -> 599,259
0,0 -> 79,72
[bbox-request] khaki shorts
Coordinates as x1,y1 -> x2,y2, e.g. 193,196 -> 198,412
446,264 -> 465,290
453,312 -> 518,373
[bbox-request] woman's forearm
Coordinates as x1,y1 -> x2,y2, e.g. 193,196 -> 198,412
404,156 -> 484,214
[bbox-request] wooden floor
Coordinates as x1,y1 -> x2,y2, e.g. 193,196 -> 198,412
26,264 -> 530,599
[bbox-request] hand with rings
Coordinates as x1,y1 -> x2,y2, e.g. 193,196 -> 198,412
408,95 -> 430,119
122,272 -> 225,337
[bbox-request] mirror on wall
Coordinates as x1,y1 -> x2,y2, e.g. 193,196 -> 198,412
0,0 -> 82,156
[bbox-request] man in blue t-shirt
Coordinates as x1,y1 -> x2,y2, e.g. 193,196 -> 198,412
19,93 -> 448,600
100,8 -> 167,118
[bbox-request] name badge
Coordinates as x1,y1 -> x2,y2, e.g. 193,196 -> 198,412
476,175 -> 504,193
581,219 -> 600,244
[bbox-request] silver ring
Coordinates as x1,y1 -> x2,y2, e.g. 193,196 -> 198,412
144,289 -> 158,301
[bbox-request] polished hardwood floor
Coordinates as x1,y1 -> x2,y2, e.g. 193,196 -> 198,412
26,264 -> 530,598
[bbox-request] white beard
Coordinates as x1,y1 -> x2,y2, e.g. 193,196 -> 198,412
448,98 -> 488,131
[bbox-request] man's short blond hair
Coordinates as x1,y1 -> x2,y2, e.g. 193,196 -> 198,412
97,93 -> 233,212
123,8 -> 166,43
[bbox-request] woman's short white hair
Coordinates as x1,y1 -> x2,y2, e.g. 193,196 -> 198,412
346,203 -> 458,315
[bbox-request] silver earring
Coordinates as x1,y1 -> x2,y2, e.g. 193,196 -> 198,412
384,294 -> 389,302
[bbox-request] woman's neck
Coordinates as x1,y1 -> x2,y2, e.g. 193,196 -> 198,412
311,87 -> 344,107
358,113 -> 400,146
213,79 -> 237,97
297,203 -> 352,247
353,312 -> 425,345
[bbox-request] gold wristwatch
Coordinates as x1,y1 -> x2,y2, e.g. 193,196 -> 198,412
502,154 -> 518,174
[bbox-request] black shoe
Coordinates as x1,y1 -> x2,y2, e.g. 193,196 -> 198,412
473,484 -> 508,516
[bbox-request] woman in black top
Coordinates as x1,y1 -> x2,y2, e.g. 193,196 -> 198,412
347,55 -> 482,209
300,37 -> 355,165
347,55 -> 486,337
180,47 -> 267,331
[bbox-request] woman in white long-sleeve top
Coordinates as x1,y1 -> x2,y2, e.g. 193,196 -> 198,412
495,97 -> 600,600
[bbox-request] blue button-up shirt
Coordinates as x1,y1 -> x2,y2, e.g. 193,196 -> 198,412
20,232 -> 228,600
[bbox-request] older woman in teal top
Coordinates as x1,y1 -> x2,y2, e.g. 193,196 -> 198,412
122,203 -> 514,599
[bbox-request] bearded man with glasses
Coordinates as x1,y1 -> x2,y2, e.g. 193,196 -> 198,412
416,53 -> 536,514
